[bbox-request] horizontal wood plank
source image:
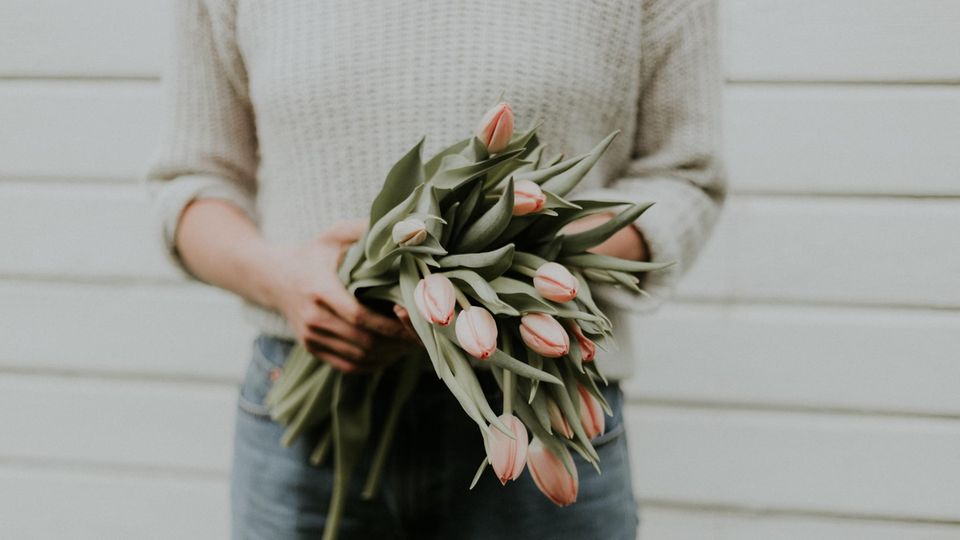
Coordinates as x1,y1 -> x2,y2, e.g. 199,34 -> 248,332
628,406 -> 960,521
4,81 -> 960,198
641,505 -> 960,540
0,466 -> 227,540
725,0 -> 960,82
0,374 -> 235,471
4,0 -> 959,83
6,379 -> 958,523
0,81 -> 161,180
0,183 -> 176,280
622,303 -> 960,416
6,280 -> 958,418
677,196 -> 960,307
6,183 -> 960,308
0,0 -> 169,78
0,281 -> 253,381
725,85 -> 960,195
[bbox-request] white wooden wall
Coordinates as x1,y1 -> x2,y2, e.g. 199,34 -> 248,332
1,1 -> 958,538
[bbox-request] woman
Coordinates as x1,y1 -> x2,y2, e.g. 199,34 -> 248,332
149,1 -> 725,538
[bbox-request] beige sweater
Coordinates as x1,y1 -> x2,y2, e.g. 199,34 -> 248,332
148,0 -> 726,380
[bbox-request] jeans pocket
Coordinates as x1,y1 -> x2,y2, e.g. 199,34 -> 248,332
237,336 -> 293,419
591,383 -> 626,448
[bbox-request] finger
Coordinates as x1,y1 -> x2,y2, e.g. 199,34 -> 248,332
322,219 -> 368,243
304,342 -> 371,374
304,330 -> 366,362
320,285 -> 406,337
392,305 -> 420,343
309,310 -> 376,350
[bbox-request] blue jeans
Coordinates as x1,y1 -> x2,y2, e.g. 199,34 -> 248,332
231,336 -> 639,539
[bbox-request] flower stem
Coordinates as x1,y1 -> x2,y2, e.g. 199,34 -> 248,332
415,258 -> 431,276
512,264 -> 538,279
503,370 -> 514,416
454,288 -> 472,310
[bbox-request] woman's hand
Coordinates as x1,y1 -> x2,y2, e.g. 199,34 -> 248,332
561,212 -> 650,262
266,219 -> 410,373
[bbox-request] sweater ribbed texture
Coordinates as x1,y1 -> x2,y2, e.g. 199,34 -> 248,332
147,0 -> 726,380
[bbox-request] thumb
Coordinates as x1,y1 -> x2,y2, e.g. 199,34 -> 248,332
323,218 -> 368,243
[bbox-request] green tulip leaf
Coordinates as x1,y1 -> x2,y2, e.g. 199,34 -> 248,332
437,244 -> 515,280
365,185 -> 425,260
431,149 -> 524,190
424,137 -> 471,179
398,255 -> 443,373
560,202 -> 653,254
440,201 -> 460,246
369,137 -> 425,225
560,253 -> 674,273
456,178 -> 515,253
443,269 -> 519,316
541,131 -> 619,196
488,348 -> 562,385
543,189 -> 583,210
513,153 -> 585,185
543,362 -> 599,463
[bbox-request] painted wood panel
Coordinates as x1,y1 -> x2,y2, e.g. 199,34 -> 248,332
5,0 -> 960,83
7,184 -> 959,307
4,82 -> 960,197
628,406 -> 960,521
725,85 -> 960,195
0,374 -> 236,471
0,0 -> 169,78
678,196 -> 960,307
0,81 -> 161,180
641,505 -> 960,540
0,466 -> 228,540
0,281 -> 252,381
623,302 -> 960,416
5,281 -> 958,417
725,0 -> 960,82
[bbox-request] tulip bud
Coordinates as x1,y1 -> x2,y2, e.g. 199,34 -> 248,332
577,385 -> 605,440
512,179 -> 546,216
519,313 -> 570,358
455,306 -> 498,360
569,323 -> 596,362
486,414 -> 529,485
391,218 -> 427,247
527,437 -> 578,506
533,262 -> 579,302
477,102 -> 514,153
413,274 -> 456,326
547,397 -> 573,439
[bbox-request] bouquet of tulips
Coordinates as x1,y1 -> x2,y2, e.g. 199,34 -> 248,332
264,101 -> 666,540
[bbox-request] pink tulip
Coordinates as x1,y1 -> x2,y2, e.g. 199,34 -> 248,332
455,306 -> 498,360
391,218 -> 427,247
577,385 -> 605,439
512,179 -> 546,216
413,274 -> 456,326
486,414 -> 528,485
477,102 -> 514,153
547,397 -> 574,439
569,323 -> 596,362
527,437 -> 578,506
533,262 -> 579,302
519,313 -> 570,358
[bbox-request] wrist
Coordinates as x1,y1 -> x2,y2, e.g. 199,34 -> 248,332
249,241 -> 289,311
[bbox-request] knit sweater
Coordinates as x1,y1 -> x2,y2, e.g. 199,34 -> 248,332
148,0 -> 726,380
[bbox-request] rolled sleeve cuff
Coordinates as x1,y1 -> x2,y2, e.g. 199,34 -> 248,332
574,178 -> 719,313
149,174 -> 258,278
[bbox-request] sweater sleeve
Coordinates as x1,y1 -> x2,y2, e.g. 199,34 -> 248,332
146,0 -> 259,275
579,0 -> 727,311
